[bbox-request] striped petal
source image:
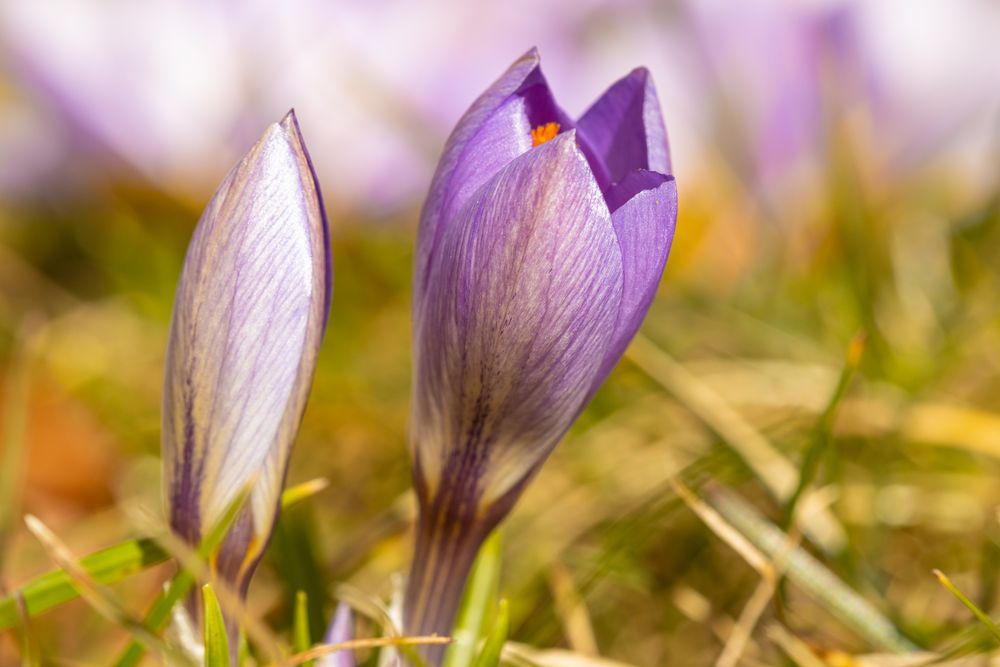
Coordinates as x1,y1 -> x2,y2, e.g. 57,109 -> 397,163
162,111 -> 330,589
412,131 -> 623,512
597,172 -> 678,385
415,49 -> 577,313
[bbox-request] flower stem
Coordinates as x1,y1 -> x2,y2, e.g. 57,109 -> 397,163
403,489 -> 491,666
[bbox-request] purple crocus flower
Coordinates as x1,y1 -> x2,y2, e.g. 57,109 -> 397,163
405,49 -> 677,659
318,603 -> 356,667
162,111 -> 331,610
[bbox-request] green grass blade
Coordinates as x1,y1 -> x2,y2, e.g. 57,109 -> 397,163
0,322 -> 35,568
271,503 -> 327,641
293,590 -> 313,667
12,590 -> 41,667
708,487 -> 918,653
22,514 -> 184,664
114,480 -> 254,667
444,530 -> 502,667
471,599 -> 509,667
204,583 -> 231,667
934,569 -> 1000,645
280,478 -> 329,510
625,334 -> 846,555
0,537 -> 168,629
781,333 -> 864,529
0,477 -> 324,634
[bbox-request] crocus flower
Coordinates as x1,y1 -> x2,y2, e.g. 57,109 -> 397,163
405,49 -> 677,659
318,603 -> 356,667
162,111 -> 330,610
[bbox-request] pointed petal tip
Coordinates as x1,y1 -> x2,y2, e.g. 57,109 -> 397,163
243,111 -> 333,327
522,46 -> 541,63
509,47 -> 542,86
279,108 -> 299,131
629,66 -> 650,81
276,109 -> 308,151
616,67 -> 659,101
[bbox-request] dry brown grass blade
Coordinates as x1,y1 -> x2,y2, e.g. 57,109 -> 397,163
714,529 -> 800,667
273,635 -> 451,667
626,334 -> 846,554
904,402 -> 1000,459
671,478 -> 771,577
333,582 -> 403,637
548,563 -> 598,656
709,489 -> 917,653
848,653 -> 995,666
502,641 -> 642,667
22,514 -> 183,664
766,624 -> 828,667
673,478 -> 801,667
14,590 -> 40,667
0,318 -> 40,567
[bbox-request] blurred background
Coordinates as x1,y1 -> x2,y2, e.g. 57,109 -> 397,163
1,0 -> 1000,664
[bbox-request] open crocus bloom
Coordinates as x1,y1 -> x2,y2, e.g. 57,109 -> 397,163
163,111 -> 331,607
407,49 -> 678,658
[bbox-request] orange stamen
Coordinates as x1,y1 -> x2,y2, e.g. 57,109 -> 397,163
531,122 -> 560,147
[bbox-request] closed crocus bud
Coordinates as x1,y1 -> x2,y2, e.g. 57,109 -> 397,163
405,49 -> 677,658
163,111 -> 331,606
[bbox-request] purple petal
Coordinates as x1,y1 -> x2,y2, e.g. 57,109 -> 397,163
412,131 -> 623,508
432,94 -> 533,250
415,49 -> 576,312
163,111 -> 330,586
415,50 -> 538,302
318,603 -> 356,667
576,68 -> 672,185
595,174 -> 677,385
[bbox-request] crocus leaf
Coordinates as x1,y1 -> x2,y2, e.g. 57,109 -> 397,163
934,569 -> 1000,645
0,477 -> 325,632
114,476 -> 258,667
271,501 -> 327,641
471,599 -> 509,667
294,590 -> 314,667
204,584 -> 231,667
22,514 -> 178,663
0,537 -> 168,629
780,333 -> 864,529
444,531 -> 502,667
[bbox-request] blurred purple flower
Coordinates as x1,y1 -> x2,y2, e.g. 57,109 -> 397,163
2,0 -> 998,210
679,0 -> 1000,203
684,0 -> 831,195
162,112 -> 330,602
318,603 -> 356,667
405,49 -> 677,659
0,0 -> 655,211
